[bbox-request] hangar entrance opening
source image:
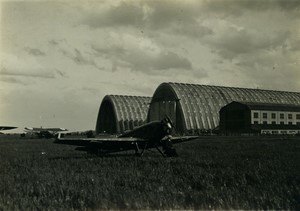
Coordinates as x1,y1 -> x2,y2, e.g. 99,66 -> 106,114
96,101 -> 117,134
148,84 -> 184,134
149,100 -> 184,133
149,101 -> 176,121
221,109 -> 248,133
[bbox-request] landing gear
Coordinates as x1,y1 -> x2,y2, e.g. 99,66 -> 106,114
134,142 -> 148,157
133,136 -> 178,157
161,136 -> 178,157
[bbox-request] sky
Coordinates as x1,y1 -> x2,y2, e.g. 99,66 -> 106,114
1,0 -> 300,133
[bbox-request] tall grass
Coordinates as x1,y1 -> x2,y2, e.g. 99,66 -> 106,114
0,135 -> 299,210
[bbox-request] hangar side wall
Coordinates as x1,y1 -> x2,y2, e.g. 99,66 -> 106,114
96,95 -> 151,134
148,82 -> 300,134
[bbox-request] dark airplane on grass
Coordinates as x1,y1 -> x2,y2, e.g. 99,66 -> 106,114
24,127 -> 68,139
55,116 -> 198,157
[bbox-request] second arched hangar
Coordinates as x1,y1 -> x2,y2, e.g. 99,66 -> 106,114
95,95 -> 151,134
147,82 -> 300,135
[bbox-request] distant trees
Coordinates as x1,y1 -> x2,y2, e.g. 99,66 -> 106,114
85,130 -> 95,138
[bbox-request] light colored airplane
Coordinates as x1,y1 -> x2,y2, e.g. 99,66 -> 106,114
24,127 -> 68,138
0,126 -> 18,131
55,116 -> 198,157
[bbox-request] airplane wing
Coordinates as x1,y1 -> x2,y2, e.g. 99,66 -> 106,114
24,127 -> 67,132
170,136 -> 199,144
55,134 -> 148,154
55,134 -> 197,146
55,134 -> 198,156
55,135 -> 146,146
0,126 -> 17,131
46,128 -> 68,132
24,127 -> 42,132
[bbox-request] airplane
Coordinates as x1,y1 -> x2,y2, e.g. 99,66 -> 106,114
24,127 -> 68,138
0,126 -> 18,131
55,116 -> 198,157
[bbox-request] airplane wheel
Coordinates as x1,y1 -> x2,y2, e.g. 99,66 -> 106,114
165,148 -> 178,157
134,152 -> 142,157
162,138 -> 178,157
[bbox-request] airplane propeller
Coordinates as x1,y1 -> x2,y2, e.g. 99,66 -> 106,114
163,115 -> 175,128
161,115 -> 178,157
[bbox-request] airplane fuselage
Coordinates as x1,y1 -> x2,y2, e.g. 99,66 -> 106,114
119,121 -> 170,147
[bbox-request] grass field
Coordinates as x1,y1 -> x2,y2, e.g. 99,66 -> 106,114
0,135 -> 299,210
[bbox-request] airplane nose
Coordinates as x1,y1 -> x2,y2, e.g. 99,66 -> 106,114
167,123 -> 172,129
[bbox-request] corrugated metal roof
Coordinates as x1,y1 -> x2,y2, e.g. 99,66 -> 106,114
96,95 -> 151,134
148,82 -> 300,132
233,101 -> 300,112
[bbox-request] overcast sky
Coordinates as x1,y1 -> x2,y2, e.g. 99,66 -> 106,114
1,0 -> 300,132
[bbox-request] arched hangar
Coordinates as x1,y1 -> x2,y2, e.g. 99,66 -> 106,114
147,82 -> 300,134
96,95 -> 151,134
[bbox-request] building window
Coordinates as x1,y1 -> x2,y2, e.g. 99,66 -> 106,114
297,122 -> 300,126
280,113 -> 284,119
280,121 -> 285,125
254,121 -> 259,124
263,113 -> 268,118
271,113 -> 276,119
296,114 -> 300,120
263,121 -> 268,124
253,112 -> 259,118
288,114 -> 293,119
271,121 -> 276,124
288,122 -> 293,125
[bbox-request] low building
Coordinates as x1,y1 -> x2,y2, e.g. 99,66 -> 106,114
219,101 -> 300,135
95,95 -> 151,134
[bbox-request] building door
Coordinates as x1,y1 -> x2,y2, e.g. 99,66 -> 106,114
149,100 -> 177,124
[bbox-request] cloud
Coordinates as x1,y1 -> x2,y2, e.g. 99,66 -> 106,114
55,69 -> 67,77
288,35 -> 300,52
83,1 -> 144,28
171,23 -> 213,39
0,76 -> 28,85
139,51 -> 192,71
24,47 -> 46,56
92,44 -> 192,72
0,67 -> 55,79
72,48 -> 95,66
48,39 -> 102,70
192,67 -> 209,79
0,53 -> 67,79
80,0 -> 207,39
48,39 -> 64,46
143,1 -> 200,30
80,0 -> 300,35
205,23 -> 292,60
203,0 -> 300,17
